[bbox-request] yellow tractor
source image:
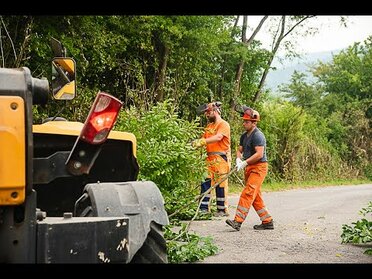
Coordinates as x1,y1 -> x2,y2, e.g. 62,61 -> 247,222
0,38 -> 169,263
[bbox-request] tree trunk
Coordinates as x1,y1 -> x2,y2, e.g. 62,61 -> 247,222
154,42 -> 169,102
232,16 -> 248,106
230,15 -> 268,111
14,16 -> 33,68
252,16 -> 314,103
218,16 -> 240,100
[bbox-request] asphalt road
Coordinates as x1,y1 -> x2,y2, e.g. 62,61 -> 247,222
188,183 -> 372,263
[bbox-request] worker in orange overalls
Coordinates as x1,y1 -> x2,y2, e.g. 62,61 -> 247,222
226,106 -> 274,231
192,102 -> 231,217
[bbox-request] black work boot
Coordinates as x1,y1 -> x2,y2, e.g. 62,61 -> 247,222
253,220 -> 274,230
225,219 -> 241,231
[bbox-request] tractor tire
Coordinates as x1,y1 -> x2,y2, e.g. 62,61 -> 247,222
130,222 -> 168,263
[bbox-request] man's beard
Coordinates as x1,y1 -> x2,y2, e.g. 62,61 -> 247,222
207,115 -> 216,123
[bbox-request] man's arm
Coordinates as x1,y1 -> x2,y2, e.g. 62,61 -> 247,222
205,133 -> 224,144
236,146 -> 243,159
191,133 -> 223,148
245,146 -> 264,165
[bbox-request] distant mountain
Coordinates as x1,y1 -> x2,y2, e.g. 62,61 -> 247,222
265,49 -> 342,95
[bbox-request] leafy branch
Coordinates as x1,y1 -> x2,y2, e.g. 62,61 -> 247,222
341,201 -> 372,255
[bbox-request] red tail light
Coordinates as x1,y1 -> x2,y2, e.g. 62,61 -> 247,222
80,92 -> 122,144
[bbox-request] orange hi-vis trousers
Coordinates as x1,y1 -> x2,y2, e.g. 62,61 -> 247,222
200,154 -> 230,213
234,162 -> 272,224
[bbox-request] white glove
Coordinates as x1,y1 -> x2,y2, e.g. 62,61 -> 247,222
236,159 -> 248,171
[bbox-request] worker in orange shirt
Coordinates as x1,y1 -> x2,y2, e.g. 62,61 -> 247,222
226,106 -> 274,231
192,102 -> 231,217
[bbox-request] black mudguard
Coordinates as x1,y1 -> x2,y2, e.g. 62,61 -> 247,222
76,181 -> 169,263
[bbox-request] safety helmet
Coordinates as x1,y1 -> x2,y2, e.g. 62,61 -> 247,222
234,104 -> 260,122
196,101 -> 222,115
242,108 -> 260,122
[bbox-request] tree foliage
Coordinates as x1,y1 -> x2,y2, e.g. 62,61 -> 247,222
280,37 -> 372,179
1,14 -> 369,182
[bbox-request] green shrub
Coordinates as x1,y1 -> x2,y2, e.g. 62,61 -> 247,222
364,164 -> 372,180
341,201 -> 372,255
116,99 -> 207,194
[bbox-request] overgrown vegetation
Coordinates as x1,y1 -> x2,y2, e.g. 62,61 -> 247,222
277,38 -> 372,182
2,15 -> 369,183
341,202 -> 372,255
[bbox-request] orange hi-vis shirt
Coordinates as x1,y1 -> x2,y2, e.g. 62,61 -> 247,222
203,119 -> 231,187
203,118 -> 231,155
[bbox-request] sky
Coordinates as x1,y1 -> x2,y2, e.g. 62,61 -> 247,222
247,15 -> 372,55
